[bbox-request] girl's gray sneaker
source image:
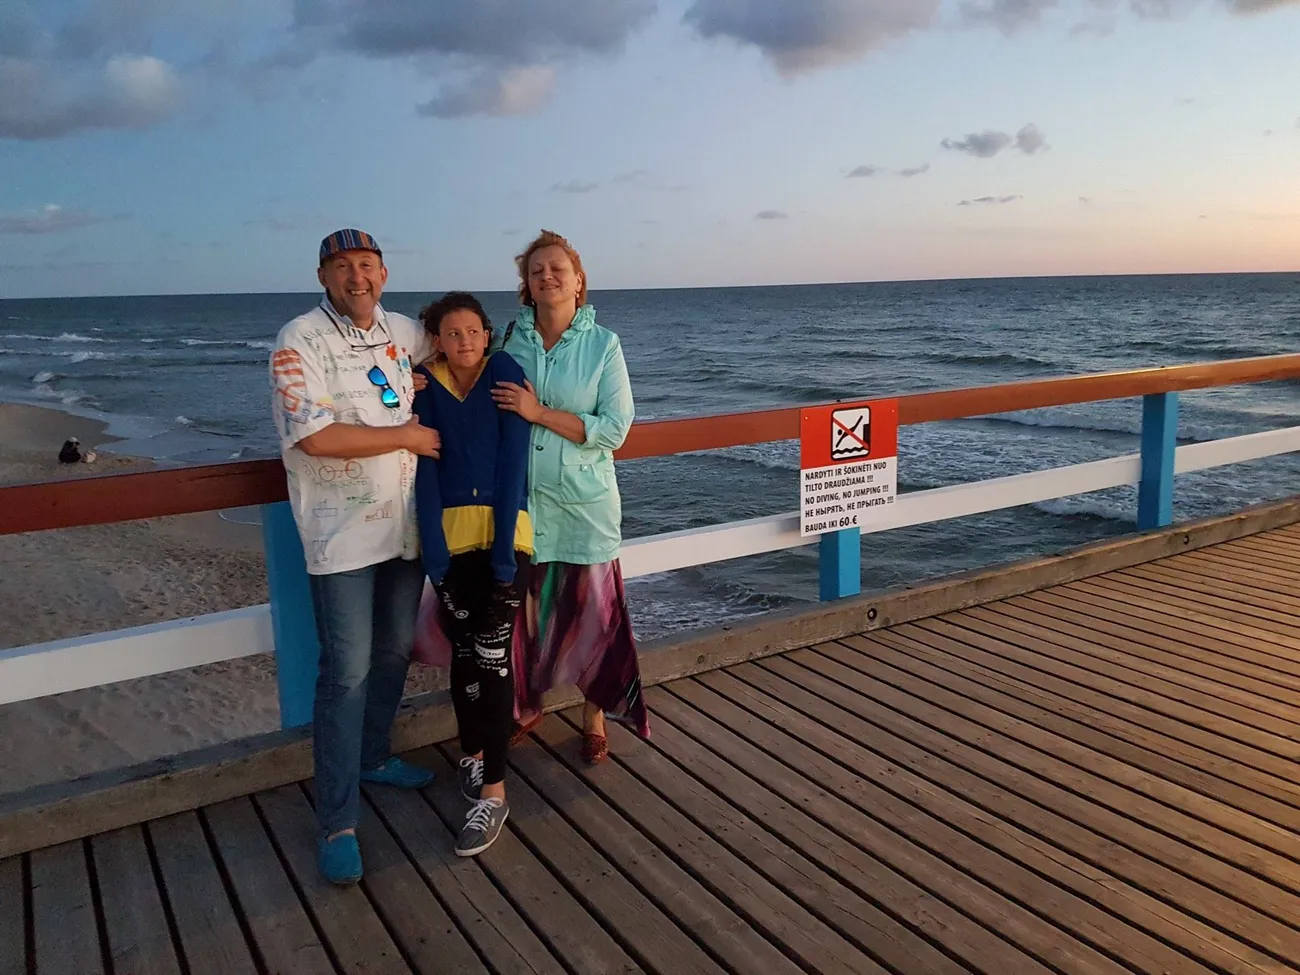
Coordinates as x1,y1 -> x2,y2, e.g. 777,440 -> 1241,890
456,797 -> 508,856
458,756 -> 484,801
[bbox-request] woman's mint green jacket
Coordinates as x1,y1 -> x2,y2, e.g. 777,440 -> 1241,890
494,305 -> 634,565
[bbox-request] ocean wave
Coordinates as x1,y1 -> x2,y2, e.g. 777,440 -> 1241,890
1032,495 -> 1133,524
179,338 -> 274,351
67,350 -> 113,363
921,351 -> 1057,370
3,331 -> 105,343
975,411 -> 1269,443
31,370 -> 59,384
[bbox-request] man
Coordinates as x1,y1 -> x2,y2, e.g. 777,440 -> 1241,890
269,229 -> 440,884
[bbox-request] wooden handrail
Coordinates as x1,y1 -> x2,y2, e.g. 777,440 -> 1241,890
5,352 -> 1299,535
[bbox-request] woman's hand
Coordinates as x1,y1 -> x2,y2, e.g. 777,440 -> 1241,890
492,379 -> 544,423
412,371 -> 429,392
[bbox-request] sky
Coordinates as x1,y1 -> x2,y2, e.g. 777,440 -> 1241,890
1,0 -> 1299,298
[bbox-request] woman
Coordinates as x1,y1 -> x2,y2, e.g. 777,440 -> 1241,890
412,291 -> 531,855
491,229 -> 649,763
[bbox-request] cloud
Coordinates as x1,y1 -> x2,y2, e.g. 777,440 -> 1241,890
847,163 -> 931,178
292,0 -> 655,116
0,53 -> 183,140
1229,0 -> 1300,11
683,0 -> 942,75
1079,195 -> 1094,204
957,195 -> 1023,205
0,204 -> 120,234
553,180 -> 600,194
942,123 -> 1046,157
961,0 -> 1058,34
1015,122 -> 1048,153
615,169 -> 648,182
416,66 -> 556,118
755,210 -> 788,219
942,130 -> 1013,157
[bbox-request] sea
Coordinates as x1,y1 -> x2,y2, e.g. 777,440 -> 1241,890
3,273 -> 1299,641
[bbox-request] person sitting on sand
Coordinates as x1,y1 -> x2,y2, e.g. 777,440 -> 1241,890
269,228 -> 441,886
412,291 -> 531,857
58,437 -> 81,464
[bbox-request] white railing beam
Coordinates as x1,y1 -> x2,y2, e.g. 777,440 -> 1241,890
4,424 -> 1299,706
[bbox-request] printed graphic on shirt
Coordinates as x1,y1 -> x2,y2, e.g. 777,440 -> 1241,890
272,349 -> 315,424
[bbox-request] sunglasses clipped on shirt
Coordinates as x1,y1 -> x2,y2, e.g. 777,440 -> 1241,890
368,365 -> 399,408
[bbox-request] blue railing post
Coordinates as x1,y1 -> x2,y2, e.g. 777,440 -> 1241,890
819,527 -> 862,601
260,501 -> 319,728
1137,392 -> 1178,531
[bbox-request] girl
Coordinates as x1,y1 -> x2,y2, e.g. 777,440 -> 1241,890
413,290 -> 531,856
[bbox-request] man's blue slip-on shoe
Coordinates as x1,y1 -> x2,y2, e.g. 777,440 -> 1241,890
319,832 -> 362,885
360,756 -> 435,789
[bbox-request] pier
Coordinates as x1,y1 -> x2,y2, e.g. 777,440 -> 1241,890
4,354 -> 1300,973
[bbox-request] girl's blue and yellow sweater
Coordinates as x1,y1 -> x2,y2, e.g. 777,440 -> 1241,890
412,351 -> 532,584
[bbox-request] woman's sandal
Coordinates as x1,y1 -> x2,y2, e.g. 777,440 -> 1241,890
581,732 -> 609,765
508,715 -> 544,748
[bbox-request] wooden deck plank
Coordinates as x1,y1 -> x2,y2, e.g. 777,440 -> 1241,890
545,711 -> 922,975
1012,591 -> 1300,695
1072,572 -> 1300,652
806,638 -> 1300,906
646,684 -> 1093,975
354,796 -> 489,974
508,724 -> 808,975
960,603 -> 1300,737
835,630 -> 1300,854
0,857 -> 26,975
449,742 -> 725,975
1233,530 -> 1300,558
203,797 -> 333,975
253,784 -> 407,975
1104,567 -> 1300,636
1215,536 -> 1300,571
897,614 -> 1300,800
1069,576 -> 1300,662
664,677 -> 1195,975
783,645 -> 1300,963
148,811 -> 259,975
1025,586 -> 1300,681
1174,549 -> 1300,598
414,748 -> 643,975
870,624 -> 1300,831
915,614 -> 1300,761
1146,549 -> 1300,595
29,841 -> 103,975
980,598 -> 1300,727
90,826 -> 182,975
1130,561 -> 1300,621
724,657 -> 1285,975
365,782 -> 565,975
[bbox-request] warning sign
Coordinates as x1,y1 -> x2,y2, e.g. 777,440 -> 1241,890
800,398 -> 898,538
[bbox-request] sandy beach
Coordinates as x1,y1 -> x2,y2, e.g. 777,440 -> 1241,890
0,402 -> 439,796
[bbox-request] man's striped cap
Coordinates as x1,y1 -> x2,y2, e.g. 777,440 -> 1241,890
319,228 -> 382,264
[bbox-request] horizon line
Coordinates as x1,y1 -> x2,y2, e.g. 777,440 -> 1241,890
2,267 -> 1298,302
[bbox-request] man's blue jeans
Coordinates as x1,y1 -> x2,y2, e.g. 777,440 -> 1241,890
308,555 -> 425,837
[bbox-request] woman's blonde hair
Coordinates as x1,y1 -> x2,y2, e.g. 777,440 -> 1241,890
515,229 -> 588,308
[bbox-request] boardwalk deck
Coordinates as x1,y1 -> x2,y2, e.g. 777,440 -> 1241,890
5,528 -> 1300,974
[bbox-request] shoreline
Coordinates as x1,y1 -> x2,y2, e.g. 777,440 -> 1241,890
0,398 -> 445,796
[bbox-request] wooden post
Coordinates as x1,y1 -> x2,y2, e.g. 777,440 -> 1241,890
819,527 -> 861,601
1137,392 -> 1178,530
259,502 -> 318,729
